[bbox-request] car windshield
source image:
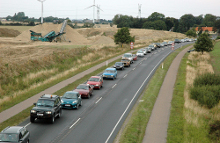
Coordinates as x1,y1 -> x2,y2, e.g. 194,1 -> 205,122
62,92 -> 78,99
137,50 -> 143,53
123,54 -> 132,57
121,59 -> 129,62
36,99 -> 54,107
76,85 -> 89,90
0,133 -> 18,142
104,70 -> 115,73
88,78 -> 99,82
115,62 -> 122,66
149,45 -> 154,47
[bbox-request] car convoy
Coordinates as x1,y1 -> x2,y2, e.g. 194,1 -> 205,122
0,38 -> 195,142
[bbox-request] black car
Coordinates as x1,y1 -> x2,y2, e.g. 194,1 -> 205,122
174,39 -> 181,43
113,62 -> 125,70
0,126 -> 30,143
30,94 -> 62,123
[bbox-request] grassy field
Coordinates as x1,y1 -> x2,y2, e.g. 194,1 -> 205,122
167,41 -> 220,143
115,44 -> 192,143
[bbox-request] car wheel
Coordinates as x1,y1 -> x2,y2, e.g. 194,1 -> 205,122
80,100 -> 82,106
57,110 -> 61,118
30,117 -> 35,123
76,104 -> 79,109
50,115 -> 55,124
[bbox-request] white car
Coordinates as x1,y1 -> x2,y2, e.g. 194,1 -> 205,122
168,41 -> 173,45
122,53 -> 134,63
136,50 -> 144,57
148,45 -> 154,51
181,39 -> 185,43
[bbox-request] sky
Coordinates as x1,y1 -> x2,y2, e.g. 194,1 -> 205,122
0,0 -> 219,20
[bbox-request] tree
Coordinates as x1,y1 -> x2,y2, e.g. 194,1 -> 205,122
195,15 -> 203,25
194,33 -> 213,54
214,19 -> 220,33
179,14 -> 196,32
114,27 -> 135,47
154,20 -> 167,30
203,14 -> 216,27
186,29 -> 196,37
148,12 -> 165,21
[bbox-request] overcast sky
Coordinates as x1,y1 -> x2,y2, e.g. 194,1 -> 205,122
0,0 -> 219,20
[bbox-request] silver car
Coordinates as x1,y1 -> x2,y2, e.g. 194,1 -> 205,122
122,53 -> 134,63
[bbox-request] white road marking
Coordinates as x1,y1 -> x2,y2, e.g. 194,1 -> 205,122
140,62 -> 142,64
70,118 -> 81,129
112,84 -> 117,88
132,68 -> 135,70
123,74 -> 127,78
105,50 -> 172,143
24,122 -> 31,128
95,97 -> 102,104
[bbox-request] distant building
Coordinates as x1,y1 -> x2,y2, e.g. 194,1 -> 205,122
195,27 -> 216,34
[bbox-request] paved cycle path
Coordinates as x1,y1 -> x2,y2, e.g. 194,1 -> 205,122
142,45 -> 193,143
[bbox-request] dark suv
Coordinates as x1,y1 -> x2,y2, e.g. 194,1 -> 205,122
0,126 -> 30,143
30,94 -> 62,123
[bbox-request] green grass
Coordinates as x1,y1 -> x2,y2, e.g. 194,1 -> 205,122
210,41 -> 220,74
167,41 -> 220,143
116,44 -> 192,143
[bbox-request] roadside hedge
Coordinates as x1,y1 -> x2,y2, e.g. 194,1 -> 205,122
190,73 -> 220,108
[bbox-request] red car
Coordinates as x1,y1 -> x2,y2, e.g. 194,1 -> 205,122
87,76 -> 103,89
73,84 -> 93,98
132,54 -> 138,61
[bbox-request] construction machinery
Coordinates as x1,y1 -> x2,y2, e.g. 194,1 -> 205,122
30,20 -> 67,42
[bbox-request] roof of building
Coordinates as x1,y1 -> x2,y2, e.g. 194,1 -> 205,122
195,27 -> 213,31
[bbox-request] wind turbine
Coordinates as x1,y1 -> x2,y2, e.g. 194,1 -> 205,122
97,5 -> 103,23
38,0 -> 46,24
85,0 -> 96,23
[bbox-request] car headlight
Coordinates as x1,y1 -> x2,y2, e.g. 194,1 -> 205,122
72,101 -> 77,104
96,84 -> 99,86
31,110 -> 36,113
45,111 -> 52,114
111,75 -> 113,77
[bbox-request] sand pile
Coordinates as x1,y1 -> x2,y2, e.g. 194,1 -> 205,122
94,36 -> 114,44
0,28 -> 20,37
15,23 -> 90,44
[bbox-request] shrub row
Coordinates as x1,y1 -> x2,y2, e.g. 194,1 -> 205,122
190,73 -> 220,108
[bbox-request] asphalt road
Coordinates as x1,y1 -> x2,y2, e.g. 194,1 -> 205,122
19,42 -> 193,143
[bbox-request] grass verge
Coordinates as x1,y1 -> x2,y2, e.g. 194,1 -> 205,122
115,44 -> 192,143
0,57 -> 121,131
167,41 -> 220,143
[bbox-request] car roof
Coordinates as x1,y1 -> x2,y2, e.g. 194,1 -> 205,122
78,83 -> 88,86
40,94 -> 59,100
90,76 -> 101,78
1,126 -> 23,133
66,91 -> 79,94
106,68 -> 116,70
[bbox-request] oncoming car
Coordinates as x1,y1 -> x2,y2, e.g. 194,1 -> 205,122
0,126 -> 30,143
61,91 -> 82,109
30,94 -> 62,123
73,84 -> 93,98
102,68 -> 117,80
87,76 -> 103,89
113,62 -> 125,70
136,50 -> 144,57
122,53 -> 133,63
121,58 -> 131,67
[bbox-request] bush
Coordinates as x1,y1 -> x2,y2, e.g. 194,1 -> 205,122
190,73 -> 220,108
216,36 -> 220,40
209,120 -> 220,141
193,73 -> 220,87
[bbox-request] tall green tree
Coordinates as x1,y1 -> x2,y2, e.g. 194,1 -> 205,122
214,19 -> 220,33
114,27 -> 135,47
203,14 -> 216,27
195,15 -> 203,25
194,33 -> 213,54
179,14 -> 196,32
148,12 -> 165,21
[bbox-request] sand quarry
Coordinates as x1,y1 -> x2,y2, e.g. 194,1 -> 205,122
0,23 -> 185,64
